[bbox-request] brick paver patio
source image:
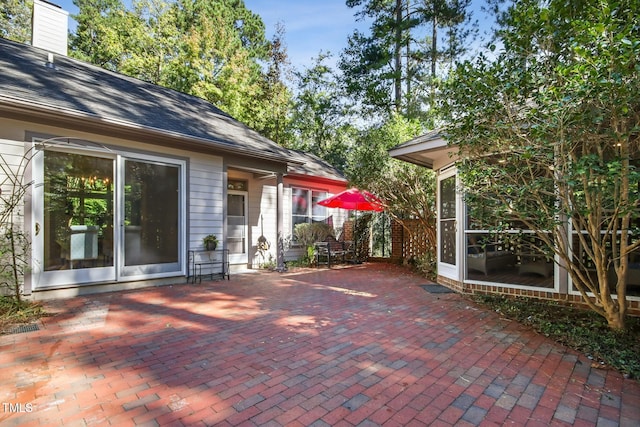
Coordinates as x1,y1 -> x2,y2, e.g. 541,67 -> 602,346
1,263 -> 638,426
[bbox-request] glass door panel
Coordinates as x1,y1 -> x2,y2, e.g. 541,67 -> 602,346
123,160 -> 180,275
227,193 -> 247,262
41,150 -> 115,286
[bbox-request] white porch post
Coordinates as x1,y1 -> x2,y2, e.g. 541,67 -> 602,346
276,173 -> 285,271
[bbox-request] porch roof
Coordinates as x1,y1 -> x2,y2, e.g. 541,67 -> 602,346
0,38 -> 297,166
388,129 -> 457,170
286,150 -> 347,185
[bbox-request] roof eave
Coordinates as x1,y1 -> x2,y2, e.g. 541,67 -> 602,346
0,95 -> 302,166
285,172 -> 348,186
389,132 -> 457,170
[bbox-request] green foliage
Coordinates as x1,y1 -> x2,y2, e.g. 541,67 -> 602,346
341,0 -> 477,120
348,113 -> 422,186
442,0 -> 640,330
409,251 -> 437,280
347,114 -> 436,260
0,0 -> 32,43
256,22 -> 294,146
472,294 -> 640,379
353,213 -> 372,260
293,222 -> 334,266
202,234 -> 218,250
69,0 -> 274,131
70,0 -> 131,70
288,53 -> 357,172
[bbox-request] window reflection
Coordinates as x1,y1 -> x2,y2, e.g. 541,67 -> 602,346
43,151 -> 114,270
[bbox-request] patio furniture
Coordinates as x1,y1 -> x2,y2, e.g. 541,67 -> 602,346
69,225 -> 99,269
518,260 -> 554,278
315,236 -> 349,268
517,245 -> 554,278
187,249 -> 229,283
467,243 -> 516,275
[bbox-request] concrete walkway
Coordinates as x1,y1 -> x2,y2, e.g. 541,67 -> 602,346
1,263 -> 638,426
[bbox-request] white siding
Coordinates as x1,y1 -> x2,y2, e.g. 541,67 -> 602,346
188,156 -> 224,250
240,174 -> 348,266
32,0 -> 69,56
0,140 -> 29,294
0,140 -> 28,221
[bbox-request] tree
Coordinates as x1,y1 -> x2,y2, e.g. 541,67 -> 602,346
289,53 -> 356,172
70,0 -> 131,70
442,0 -> 640,330
348,113 -> 436,264
255,22 -> 294,146
118,0 -> 182,85
70,0 -> 271,129
340,0 -> 476,121
340,0 -> 417,118
0,0 -> 32,44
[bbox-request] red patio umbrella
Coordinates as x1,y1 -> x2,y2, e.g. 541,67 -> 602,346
317,187 -> 384,212
317,188 -> 384,262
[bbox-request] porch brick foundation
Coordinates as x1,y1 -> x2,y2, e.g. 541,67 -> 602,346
436,275 -> 640,317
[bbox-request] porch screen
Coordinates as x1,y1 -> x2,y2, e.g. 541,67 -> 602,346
439,176 -> 456,265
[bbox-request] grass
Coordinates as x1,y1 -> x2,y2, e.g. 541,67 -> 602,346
469,293 -> 640,380
0,296 -> 46,334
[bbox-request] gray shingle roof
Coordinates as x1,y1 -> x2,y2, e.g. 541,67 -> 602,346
0,37 -> 293,163
287,149 -> 346,184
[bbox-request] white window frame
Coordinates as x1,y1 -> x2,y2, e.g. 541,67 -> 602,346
291,187 -> 328,240
30,140 -> 187,289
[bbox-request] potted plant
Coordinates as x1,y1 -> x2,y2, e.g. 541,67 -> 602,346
203,234 -> 218,251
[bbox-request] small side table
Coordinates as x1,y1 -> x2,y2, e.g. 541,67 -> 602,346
187,249 -> 230,283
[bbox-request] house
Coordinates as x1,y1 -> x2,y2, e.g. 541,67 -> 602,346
230,149 -> 348,269
389,132 -> 640,316
0,5 -> 347,299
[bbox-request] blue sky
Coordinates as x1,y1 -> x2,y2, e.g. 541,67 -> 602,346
53,0 -> 367,71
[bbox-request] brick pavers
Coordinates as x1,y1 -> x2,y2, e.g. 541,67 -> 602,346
1,263 -> 638,426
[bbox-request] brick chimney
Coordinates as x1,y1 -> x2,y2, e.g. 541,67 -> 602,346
32,0 -> 68,56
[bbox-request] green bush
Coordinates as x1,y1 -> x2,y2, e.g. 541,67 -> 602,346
408,250 -> 437,281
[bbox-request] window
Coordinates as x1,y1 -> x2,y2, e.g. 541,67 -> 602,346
291,187 -> 328,235
43,151 -> 114,271
439,175 -> 456,265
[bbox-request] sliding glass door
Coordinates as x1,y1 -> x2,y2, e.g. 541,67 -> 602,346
34,147 -> 184,288
122,159 -> 181,276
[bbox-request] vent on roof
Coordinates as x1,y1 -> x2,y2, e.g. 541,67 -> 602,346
45,52 -> 56,69
32,0 -> 69,56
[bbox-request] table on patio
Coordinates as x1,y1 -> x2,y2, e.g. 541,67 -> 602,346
187,248 -> 229,283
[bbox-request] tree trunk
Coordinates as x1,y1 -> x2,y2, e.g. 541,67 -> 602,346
394,0 -> 403,112
430,12 -> 437,106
